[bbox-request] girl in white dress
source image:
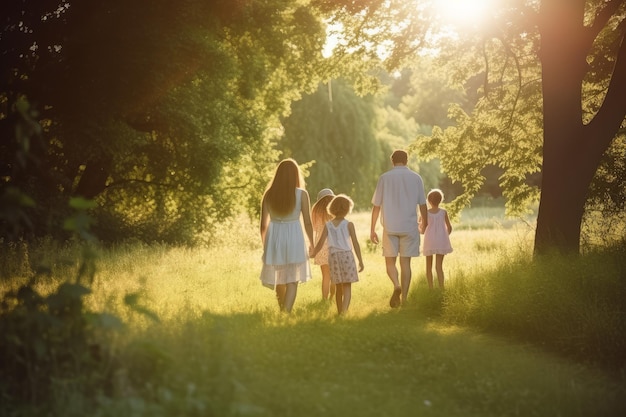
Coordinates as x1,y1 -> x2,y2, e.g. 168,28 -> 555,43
260,159 -> 314,313
310,194 -> 364,315
420,189 -> 453,289
311,188 -> 336,301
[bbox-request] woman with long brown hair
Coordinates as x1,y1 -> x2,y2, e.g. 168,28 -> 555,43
260,159 -> 314,313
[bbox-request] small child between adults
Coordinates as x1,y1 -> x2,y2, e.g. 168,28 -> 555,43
310,194 -> 364,315
419,189 -> 453,289
311,188 -> 337,301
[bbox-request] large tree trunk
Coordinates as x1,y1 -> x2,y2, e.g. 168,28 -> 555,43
536,0 -> 589,254
535,0 -> 626,255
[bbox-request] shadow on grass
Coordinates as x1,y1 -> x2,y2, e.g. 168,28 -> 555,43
108,298 -> 626,417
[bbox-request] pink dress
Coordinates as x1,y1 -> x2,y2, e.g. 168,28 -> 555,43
422,209 -> 453,256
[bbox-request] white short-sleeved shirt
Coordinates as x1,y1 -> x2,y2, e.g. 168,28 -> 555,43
371,166 -> 426,233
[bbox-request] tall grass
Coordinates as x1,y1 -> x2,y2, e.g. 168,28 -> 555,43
1,209 -> 625,416
431,244 -> 626,369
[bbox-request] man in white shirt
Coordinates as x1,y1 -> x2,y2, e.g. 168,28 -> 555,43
370,150 -> 428,308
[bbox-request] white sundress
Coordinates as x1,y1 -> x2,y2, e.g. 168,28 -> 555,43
260,188 -> 311,289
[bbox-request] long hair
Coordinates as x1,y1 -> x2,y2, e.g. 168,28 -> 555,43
311,195 -> 334,227
263,159 -> 303,216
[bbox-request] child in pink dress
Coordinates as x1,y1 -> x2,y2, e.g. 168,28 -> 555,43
310,194 -> 364,315
420,189 -> 453,289
311,188 -> 336,300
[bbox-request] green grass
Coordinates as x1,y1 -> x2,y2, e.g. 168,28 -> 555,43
2,210 -> 625,416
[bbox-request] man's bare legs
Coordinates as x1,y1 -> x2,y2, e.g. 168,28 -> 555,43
385,256 -> 413,306
385,256 -> 402,307
399,256 -> 412,304
385,256 -> 401,288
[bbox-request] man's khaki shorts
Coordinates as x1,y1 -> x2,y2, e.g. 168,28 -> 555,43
382,228 -> 420,257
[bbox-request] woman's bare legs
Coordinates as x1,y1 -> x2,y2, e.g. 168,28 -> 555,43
275,283 -> 299,313
425,255 -> 434,289
283,282 -> 298,313
435,254 -> 445,289
275,284 -> 286,311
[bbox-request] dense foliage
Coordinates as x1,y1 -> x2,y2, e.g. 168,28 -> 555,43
1,0 -> 331,244
310,0 -> 626,253
2,0 -> 625,252
409,0 -> 626,253
281,80 -> 388,208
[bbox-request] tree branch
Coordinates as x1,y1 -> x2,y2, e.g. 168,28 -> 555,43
587,0 -> 624,41
586,18 -> 626,150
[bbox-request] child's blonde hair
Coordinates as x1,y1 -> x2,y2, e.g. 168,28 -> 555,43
311,189 -> 334,226
328,194 -> 354,218
427,189 -> 444,206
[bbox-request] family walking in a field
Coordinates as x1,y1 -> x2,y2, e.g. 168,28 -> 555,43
259,150 -> 452,314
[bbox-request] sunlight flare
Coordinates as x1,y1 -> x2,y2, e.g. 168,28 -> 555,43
433,0 -> 493,28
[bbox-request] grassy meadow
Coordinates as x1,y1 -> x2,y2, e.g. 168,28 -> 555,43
2,208 -> 626,416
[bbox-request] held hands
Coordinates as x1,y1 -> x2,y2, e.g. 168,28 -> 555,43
418,216 -> 428,234
308,245 -> 316,258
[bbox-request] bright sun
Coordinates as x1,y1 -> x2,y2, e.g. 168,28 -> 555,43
433,0 -> 493,28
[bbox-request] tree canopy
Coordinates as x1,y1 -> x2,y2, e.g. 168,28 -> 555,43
2,0 -> 625,253
315,0 -> 626,253
1,0 -> 333,243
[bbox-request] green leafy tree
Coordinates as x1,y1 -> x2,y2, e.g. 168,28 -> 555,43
315,0 -> 626,253
414,0 -> 626,254
397,63 -> 469,129
374,100 -> 442,192
534,1 -> 626,253
1,0 -> 329,243
280,80 -> 389,208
